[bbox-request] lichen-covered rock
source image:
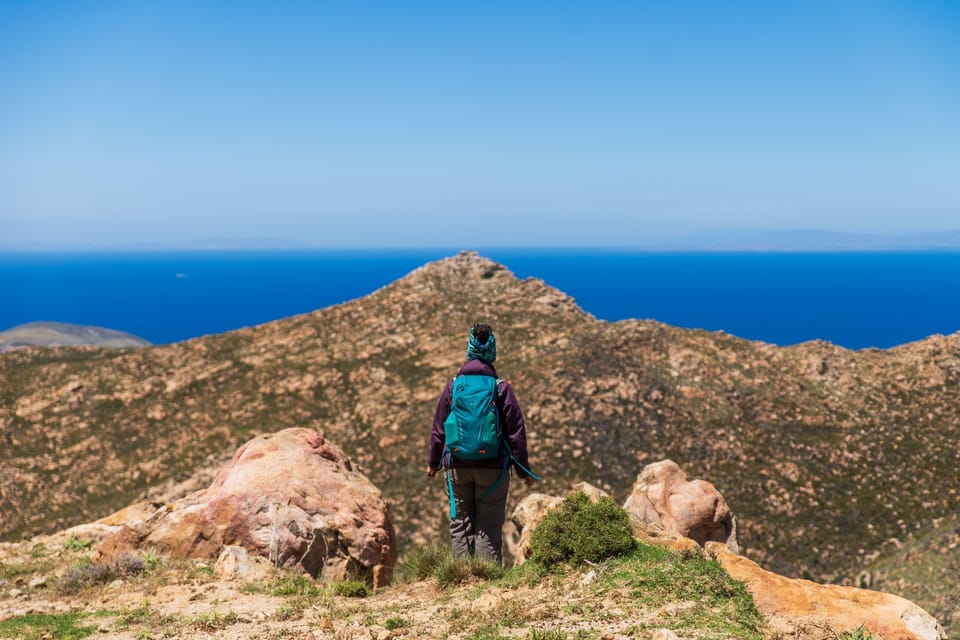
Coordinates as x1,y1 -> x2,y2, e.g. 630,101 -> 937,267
96,428 -> 396,584
706,542 -> 946,640
623,460 -> 738,553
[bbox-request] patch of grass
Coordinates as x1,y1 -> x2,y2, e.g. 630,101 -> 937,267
595,544 -> 764,639
273,600 -> 305,621
434,554 -> 504,589
141,549 -> 163,573
0,558 -> 52,580
497,559 -> 550,589
188,611 -> 241,631
465,624 -> 509,640
0,613 -> 96,640
398,544 -> 506,589
396,543 -> 448,582
530,492 -> 635,567
332,580 -> 368,597
527,630 -> 568,640
63,535 -> 93,552
185,560 -> 214,582
838,625 -> 877,640
384,616 -> 411,630
268,573 -> 323,597
492,600 -> 528,628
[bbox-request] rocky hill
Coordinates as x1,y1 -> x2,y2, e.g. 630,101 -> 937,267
0,322 -> 150,351
2,252 -> 959,626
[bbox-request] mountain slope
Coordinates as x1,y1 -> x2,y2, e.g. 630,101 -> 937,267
2,252 -> 958,608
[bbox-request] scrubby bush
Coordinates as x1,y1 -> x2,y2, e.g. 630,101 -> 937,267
529,492 -> 635,567
59,552 -> 149,593
60,562 -> 113,593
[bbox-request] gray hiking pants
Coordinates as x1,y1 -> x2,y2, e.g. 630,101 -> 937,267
448,467 -> 510,562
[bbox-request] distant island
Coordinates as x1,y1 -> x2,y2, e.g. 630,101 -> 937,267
0,321 -> 151,351
655,229 -> 960,252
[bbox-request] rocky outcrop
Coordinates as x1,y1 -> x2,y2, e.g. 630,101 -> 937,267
706,542 -> 946,640
623,460 -> 739,553
96,428 -> 396,585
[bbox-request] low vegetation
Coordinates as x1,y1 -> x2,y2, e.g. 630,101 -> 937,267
0,613 -> 98,640
530,492 -> 636,567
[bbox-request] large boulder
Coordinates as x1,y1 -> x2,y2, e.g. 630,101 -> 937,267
707,542 -> 946,640
623,459 -> 739,553
96,428 -> 396,585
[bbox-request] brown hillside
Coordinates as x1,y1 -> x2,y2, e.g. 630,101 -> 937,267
2,252 -> 959,596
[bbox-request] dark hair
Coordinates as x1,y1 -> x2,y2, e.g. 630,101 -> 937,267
472,322 -> 492,344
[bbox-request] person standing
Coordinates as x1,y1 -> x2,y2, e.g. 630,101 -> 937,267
426,322 -> 535,561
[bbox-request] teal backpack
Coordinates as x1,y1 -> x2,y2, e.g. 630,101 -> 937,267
440,374 -> 541,519
443,375 -> 503,462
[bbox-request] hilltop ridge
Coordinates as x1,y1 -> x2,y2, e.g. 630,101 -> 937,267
2,251 -> 959,628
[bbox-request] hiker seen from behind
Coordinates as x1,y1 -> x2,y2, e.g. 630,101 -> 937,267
426,322 -> 538,562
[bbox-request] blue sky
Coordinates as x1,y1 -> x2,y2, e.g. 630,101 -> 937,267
1,1 -> 958,248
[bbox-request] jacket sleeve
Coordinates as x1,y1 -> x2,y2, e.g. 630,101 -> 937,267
499,381 -> 532,479
428,380 -> 453,468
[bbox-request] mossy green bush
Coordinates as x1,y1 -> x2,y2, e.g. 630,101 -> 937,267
529,492 -> 635,567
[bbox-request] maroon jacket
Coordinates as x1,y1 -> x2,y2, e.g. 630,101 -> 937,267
428,359 -> 532,479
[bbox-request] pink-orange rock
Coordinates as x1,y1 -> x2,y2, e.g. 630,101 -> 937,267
623,459 -> 738,553
96,428 -> 396,582
706,542 -> 946,640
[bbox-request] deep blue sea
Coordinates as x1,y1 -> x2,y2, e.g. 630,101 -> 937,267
2,249 -> 960,350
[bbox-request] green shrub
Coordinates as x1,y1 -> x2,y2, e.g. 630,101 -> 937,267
384,616 -> 411,630
529,492 -> 635,567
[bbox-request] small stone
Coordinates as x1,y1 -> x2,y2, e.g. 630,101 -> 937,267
580,569 -> 597,586
317,617 -> 335,630
8,588 -> 23,598
28,576 -> 46,589
651,630 -> 680,640
377,631 -> 392,640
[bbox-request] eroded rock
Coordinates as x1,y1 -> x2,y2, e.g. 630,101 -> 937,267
706,541 -> 946,640
623,459 -> 739,553
96,428 -> 396,584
